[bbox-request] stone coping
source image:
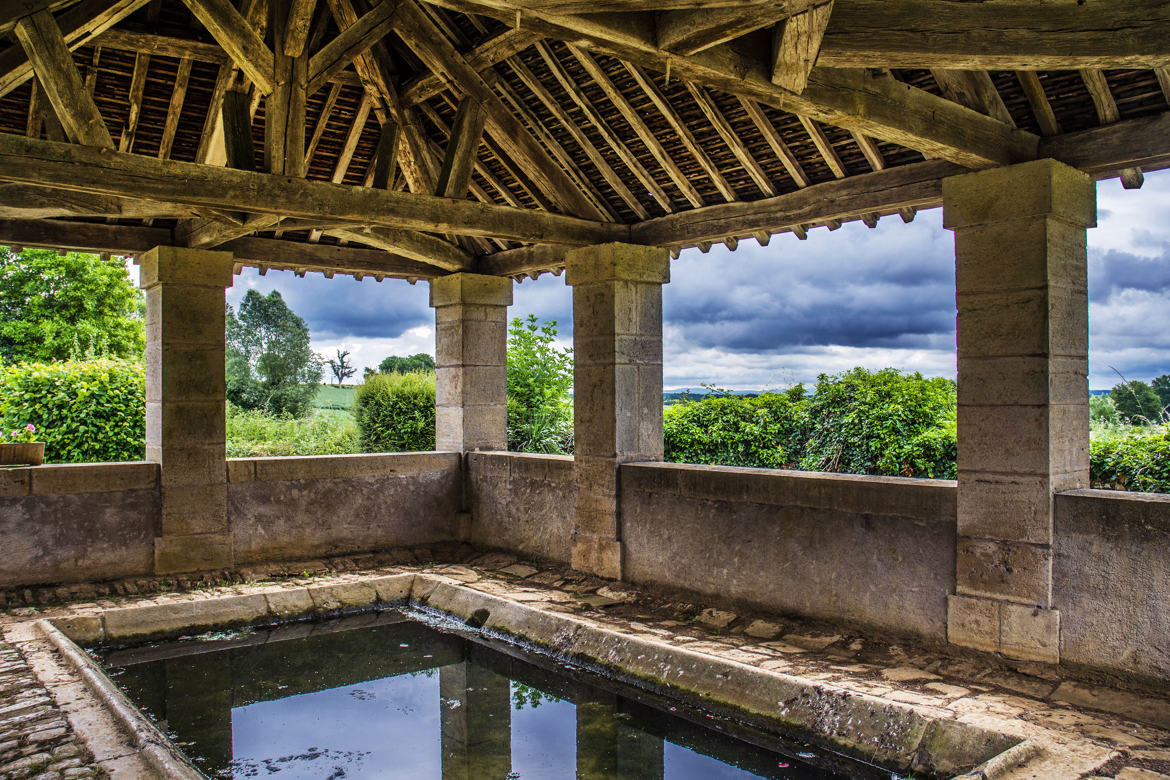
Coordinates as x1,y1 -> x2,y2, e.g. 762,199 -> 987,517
226,451 -> 461,483
0,461 -> 158,498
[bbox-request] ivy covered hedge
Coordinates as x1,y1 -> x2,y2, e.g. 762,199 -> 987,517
353,371 -> 436,452
0,359 -> 145,463
1090,430 -> 1170,493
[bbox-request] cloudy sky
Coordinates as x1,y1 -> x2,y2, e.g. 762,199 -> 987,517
228,171 -> 1170,391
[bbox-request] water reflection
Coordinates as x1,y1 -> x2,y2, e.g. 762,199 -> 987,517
98,613 -> 867,779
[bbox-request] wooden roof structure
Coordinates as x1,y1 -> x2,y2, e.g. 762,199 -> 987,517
0,0 -> 1168,282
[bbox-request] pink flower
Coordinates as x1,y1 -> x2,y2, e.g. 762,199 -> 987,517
24,424 -> 35,432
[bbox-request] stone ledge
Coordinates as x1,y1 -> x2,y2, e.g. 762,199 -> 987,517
24,462 -> 159,496
234,452 -> 461,482
621,462 -> 956,522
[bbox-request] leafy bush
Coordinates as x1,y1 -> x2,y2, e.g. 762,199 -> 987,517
664,388 -> 808,468
507,315 -> 574,454
1111,379 -> 1165,425
1090,425 -> 1170,493
799,368 -> 958,479
0,359 -> 145,463
226,405 -> 360,457
353,371 -> 436,452
1090,393 -> 1120,424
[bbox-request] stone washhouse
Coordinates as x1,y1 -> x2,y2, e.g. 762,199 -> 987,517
0,0 -> 1169,777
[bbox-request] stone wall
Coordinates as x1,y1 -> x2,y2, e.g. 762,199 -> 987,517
1054,489 -> 1170,684
621,463 -> 958,639
228,453 -> 462,564
465,452 -> 574,563
0,463 -> 159,587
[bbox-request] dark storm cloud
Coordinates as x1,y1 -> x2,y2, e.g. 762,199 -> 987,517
228,269 -> 431,340
1088,246 -> 1170,302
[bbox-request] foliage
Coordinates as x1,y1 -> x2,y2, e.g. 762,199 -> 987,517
507,315 -> 574,454
1110,380 -> 1165,425
0,247 -> 144,363
4,423 -> 38,444
1152,374 -> 1170,416
1090,424 -> 1170,493
378,353 -> 435,374
663,387 -> 809,469
353,371 -> 436,452
1089,393 -> 1119,425
0,360 -> 144,463
226,290 -> 322,417
511,683 -> 562,710
226,405 -> 360,457
798,368 -> 958,479
327,349 -> 357,385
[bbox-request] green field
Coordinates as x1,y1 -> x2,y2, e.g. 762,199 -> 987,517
313,383 -> 357,411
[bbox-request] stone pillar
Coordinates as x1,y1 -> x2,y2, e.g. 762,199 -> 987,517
576,689 -> 664,780
440,660 -> 512,780
567,243 -> 669,579
430,273 -> 513,452
140,246 -> 235,574
943,159 -> 1095,663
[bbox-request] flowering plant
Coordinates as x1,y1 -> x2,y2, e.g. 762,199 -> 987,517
5,424 -> 38,444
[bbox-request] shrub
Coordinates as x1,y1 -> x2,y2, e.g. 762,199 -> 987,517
799,368 -> 957,479
0,359 -> 145,463
226,405 -> 360,457
1090,426 -> 1170,493
507,315 -> 573,454
1111,379 -> 1164,425
664,388 -> 809,469
353,371 -> 436,452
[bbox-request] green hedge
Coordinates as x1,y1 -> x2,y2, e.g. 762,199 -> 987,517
1090,430 -> 1170,493
227,405 -> 360,457
663,389 -> 808,469
0,359 -> 145,463
353,371 -> 435,452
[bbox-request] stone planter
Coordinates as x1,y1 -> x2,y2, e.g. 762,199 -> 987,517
0,442 -> 45,466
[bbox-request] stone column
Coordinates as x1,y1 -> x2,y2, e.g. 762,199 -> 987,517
140,246 -> 235,574
576,689 -> 664,780
440,660 -> 512,780
567,243 -> 669,579
430,273 -> 513,452
943,159 -> 1095,663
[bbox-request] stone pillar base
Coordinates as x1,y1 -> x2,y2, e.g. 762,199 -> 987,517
571,533 -> 622,581
948,594 -> 1060,663
154,532 -> 234,575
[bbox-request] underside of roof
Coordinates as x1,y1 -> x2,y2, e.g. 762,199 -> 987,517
0,0 -> 1168,281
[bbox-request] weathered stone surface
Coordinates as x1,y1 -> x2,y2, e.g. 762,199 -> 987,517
153,532 -> 233,574
947,594 -> 1000,653
942,158 -> 1096,230
103,593 -> 268,638
466,452 -> 574,563
697,608 -> 737,629
1000,603 -> 1060,664
28,463 -> 157,496
955,537 -> 1053,606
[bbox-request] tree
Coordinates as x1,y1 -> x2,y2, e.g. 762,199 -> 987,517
378,353 -> 435,374
0,247 -> 144,363
327,349 -> 356,385
1153,374 -> 1170,416
507,314 -> 573,453
1111,379 -> 1163,425
226,290 -> 322,417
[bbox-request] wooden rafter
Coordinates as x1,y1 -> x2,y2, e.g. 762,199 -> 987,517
118,51 -> 149,152
931,70 -> 1014,127
306,0 -> 397,94
181,0 -> 275,93
157,57 -> 192,160
403,27 -> 538,105
283,0 -> 318,57
738,98 -> 808,189
685,82 -> 775,197
1080,68 -> 1143,189
435,97 -> 485,199
771,0 -> 833,93
1016,72 -> 1060,138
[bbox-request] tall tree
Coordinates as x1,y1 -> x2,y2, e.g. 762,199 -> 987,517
0,247 -> 144,363
1153,374 -> 1170,417
378,353 -> 435,374
226,290 -> 322,417
328,349 -> 357,385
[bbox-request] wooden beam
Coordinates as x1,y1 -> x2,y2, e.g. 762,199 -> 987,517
473,242 -> 563,277
1080,68 -> 1143,189
13,9 -> 113,148
327,226 -> 471,270
180,0 -> 275,93
267,0 -> 308,177
567,44 -> 703,208
771,0 -> 833,94
424,0 -> 1036,168
0,217 -> 172,253
157,57 -> 193,159
931,69 -> 1014,126
685,82 -> 775,197
118,51 -> 150,152
817,0 -> 1170,71
222,88 -> 256,170
0,134 -> 628,244
370,122 -> 399,189
391,0 -> 605,219
435,97 -> 485,199
306,0 -> 397,94
283,0 -> 317,57
1016,71 -> 1060,137
631,159 -> 963,246
402,27 -> 538,105
0,0 -> 150,98
799,115 -> 845,178
658,2 -> 817,56
305,81 -> 343,165
0,183 -> 193,219
738,97 -> 808,188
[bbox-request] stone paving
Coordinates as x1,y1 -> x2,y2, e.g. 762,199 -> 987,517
0,640 -> 102,779
2,543 -> 1169,779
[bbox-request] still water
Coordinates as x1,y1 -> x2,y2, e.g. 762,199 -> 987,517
97,612 -> 890,780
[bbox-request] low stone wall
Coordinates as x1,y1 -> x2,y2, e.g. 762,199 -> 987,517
0,463 -> 159,587
465,452 -> 574,563
227,453 -> 462,564
621,463 -> 958,639
1054,489 -> 1170,684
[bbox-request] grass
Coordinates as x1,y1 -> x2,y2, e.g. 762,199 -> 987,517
313,383 -> 357,411
226,405 -> 360,457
